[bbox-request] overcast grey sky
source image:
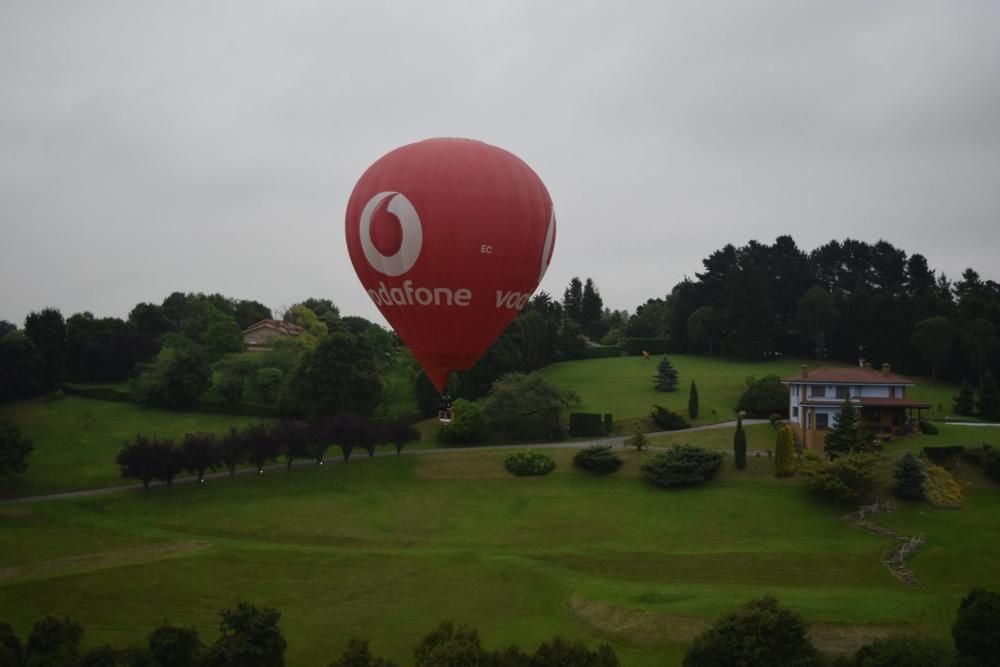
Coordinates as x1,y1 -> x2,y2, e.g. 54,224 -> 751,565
2,1 -> 999,327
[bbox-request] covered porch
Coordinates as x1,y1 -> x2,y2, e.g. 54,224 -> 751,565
859,398 -> 932,438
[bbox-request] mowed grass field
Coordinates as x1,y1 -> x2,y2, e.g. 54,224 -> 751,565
2,437 -> 999,666
539,355 -> 963,427
0,395 -> 267,497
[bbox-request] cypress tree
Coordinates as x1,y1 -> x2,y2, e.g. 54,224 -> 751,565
824,398 -> 875,457
976,371 -> 1000,421
688,380 -> 699,419
774,424 -> 795,477
654,356 -> 679,392
954,380 -> 976,417
893,452 -> 926,500
734,413 -> 747,470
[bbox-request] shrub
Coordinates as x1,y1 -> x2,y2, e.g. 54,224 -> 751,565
953,381 -> 976,416
803,453 -> 884,503
853,635 -> 953,667
582,345 -> 623,359
574,445 -> 623,474
437,399 -> 488,445
569,413 -> 605,437
917,419 -> 939,435
733,415 -> 747,471
984,447 -> 1000,483
641,445 -> 723,488
893,452 -> 926,501
736,375 -> 787,418
922,445 -> 964,469
0,420 -> 33,481
482,372 -> 576,441
504,451 -> 556,477
922,463 -> 964,509
961,443 -> 991,466
624,337 -> 670,356
683,596 -> 820,667
953,588 -> 1000,665
654,356 -> 679,392
774,424 -> 795,477
650,405 -> 690,431
623,428 -> 648,452
688,380 -> 699,419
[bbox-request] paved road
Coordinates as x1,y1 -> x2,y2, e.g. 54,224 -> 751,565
1,419 -> 766,505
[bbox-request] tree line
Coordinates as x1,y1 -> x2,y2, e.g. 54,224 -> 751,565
115,417 -> 421,488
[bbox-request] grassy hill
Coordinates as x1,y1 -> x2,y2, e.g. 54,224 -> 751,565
1,437 -> 998,665
539,355 -> 962,428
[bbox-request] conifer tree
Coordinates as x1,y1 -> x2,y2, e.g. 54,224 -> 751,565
654,356 -> 679,392
976,371 -> 1000,421
688,380 -> 699,419
893,452 -> 926,500
733,413 -> 747,470
824,397 -> 876,457
774,424 -> 795,477
954,380 -> 976,417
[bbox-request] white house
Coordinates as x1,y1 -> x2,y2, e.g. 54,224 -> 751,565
781,363 -> 930,452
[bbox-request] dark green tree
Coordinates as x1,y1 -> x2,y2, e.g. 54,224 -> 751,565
774,424 -> 795,477
562,277 -> 584,325
128,302 -> 173,361
115,435 -> 165,489
0,321 -> 15,338
686,306 -> 726,356
234,300 -> 273,330
147,622 -> 204,667
954,380 -> 977,416
688,380 -> 699,419
0,332 -> 45,402
649,405 -> 690,431
380,418 -> 421,456
413,622 -> 482,667
23,307 -> 66,389
733,413 -> 747,470
0,623 -> 23,667
282,331 -> 382,418
911,316 -> 956,384
893,452 -> 926,500
824,399 -> 876,457
952,588 -> 1000,666
0,420 -> 33,482
204,602 -> 286,667
130,337 -> 211,408
735,375 -> 787,418
796,285 -> 838,360
580,278 -> 605,338
179,432 -> 220,482
683,596 -> 820,667
437,399 -> 488,445
654,356 -> 679,392
531,637 -> 620,666
961,318 -> 999,387
977,370 -> 1000,421
327,639 -> 397,667
482,372 -> 576,441
219,428 -> 247,476
24,615 -> 83,667
273,420 -> 310,469
241,423 -> 280,473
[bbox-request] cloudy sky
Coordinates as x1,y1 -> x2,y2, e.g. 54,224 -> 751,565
2,1 -> 999,327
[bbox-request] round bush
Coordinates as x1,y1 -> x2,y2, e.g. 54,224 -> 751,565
641,445 -> 723,488
573,445 -> 623,474
504,450 -> 556,477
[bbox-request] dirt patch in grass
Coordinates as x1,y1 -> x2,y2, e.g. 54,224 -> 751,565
569,594 -> 920,654
0,541 -> 211,584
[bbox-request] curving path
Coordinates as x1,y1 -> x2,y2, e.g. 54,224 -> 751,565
1,420 -> 766,505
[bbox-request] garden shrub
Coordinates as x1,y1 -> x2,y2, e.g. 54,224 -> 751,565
736,375 -> 787,418
603,413 -> 613,434
569,413 -> 605,437
573,445 -> 623,474
983,447 -> 1000,483
641,445 -> 723,488
482,373 -> 575,441
582,345 -> 623,359
802,453 -> 884,503
952,588 -> 1000,664
504,450 -> 556,477
733,415 -> 747,471
774,424 -> 795,478
960,443 -> 992,466
893,452 -> 926,501
922,462 -> 964,508
853,635 -> 953,667
650,405 -> 690,431
921,445 -> 964,469
917,419 -> 939,435
624,428 -> 648,451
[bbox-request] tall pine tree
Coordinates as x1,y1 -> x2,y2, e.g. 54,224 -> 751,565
562,278 -> 583,326
824,398 -> 876,457
688,380 -> 699,419
733,412 -> 747,470
977,370 -> 1000,421
893,452 -> 925,500
954,381 -> 976,416
654,356 -> 679,392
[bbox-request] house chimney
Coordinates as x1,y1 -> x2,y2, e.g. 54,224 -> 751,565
882,363 -> 890,377
800,365 -> 808,378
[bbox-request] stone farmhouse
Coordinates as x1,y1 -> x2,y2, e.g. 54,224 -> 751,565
242,319 -> 304,351
782,363 -> 931,452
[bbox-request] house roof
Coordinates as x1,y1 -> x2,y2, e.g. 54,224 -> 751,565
781,367 -> 914,385
242,319 -> 304,336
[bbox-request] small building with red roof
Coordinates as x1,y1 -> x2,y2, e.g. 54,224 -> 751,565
781,363 -> 931,453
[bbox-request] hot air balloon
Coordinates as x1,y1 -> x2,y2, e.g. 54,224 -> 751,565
345,138 -> 556,399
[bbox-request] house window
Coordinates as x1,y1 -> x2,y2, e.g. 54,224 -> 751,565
816,413 -> 829,430
836,386 -> 850,399
248,335 -> 257,344
792,407 -> 799,419
810,385 -> 826,398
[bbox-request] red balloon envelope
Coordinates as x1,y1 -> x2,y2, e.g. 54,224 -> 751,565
345,138 -> 556,392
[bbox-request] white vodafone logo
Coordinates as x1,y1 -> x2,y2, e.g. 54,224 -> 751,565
359,191 -> 423,277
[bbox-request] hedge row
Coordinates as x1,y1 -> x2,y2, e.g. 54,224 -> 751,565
61,383 -> 132,402
623,338 -> 671,356
569,413 -> 613,436
583,345 -> 624,359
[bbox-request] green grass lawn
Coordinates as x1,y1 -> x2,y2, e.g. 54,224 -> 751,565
2,439 -> 998,666
0,395 -> 267,497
